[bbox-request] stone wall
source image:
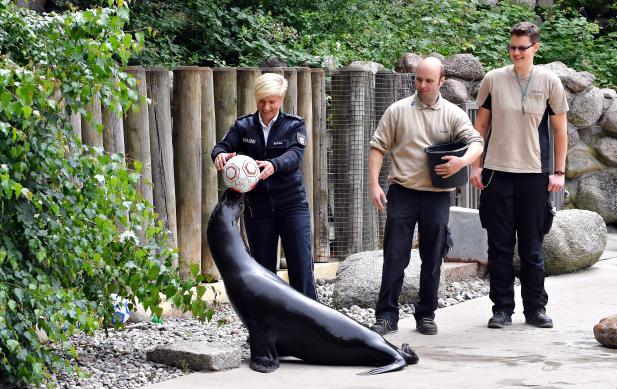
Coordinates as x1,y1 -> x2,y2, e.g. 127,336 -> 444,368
394,52 -> 617,223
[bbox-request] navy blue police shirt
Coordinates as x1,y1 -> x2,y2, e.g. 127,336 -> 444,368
211,111 -> 308,216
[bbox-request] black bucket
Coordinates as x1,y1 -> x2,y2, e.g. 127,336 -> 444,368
425,142 -> 469,188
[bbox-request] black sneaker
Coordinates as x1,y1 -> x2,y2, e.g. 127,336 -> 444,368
525,310 -> 553,328
370,318 -> 398,335
416,317 -> 438,335
488,312 -> 512,328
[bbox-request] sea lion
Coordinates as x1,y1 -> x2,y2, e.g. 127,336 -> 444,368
207,189 -> 419,374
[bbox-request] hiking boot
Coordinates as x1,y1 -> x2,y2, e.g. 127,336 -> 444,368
488,311 -> 512,329
370,318 -> 398,335
416,317 -> 438,335
525,310 -> 553,328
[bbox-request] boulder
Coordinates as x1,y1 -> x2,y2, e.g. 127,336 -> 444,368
395,53 -> 422,74
512,0 -> 536,7
443,54 -> 485,81
577,125 -> 604,147
537,0 -> 555,7
601,101 -> 617,134
596,136 -> 617,167
514,209 -> 606,275
565,144 -> 604,179
567,122 -> 579,148
332,249 -> 445,309
594,315 -> 617,348
428,52 -> 445,62
576,168 -> 617,223
441,78 -> 470,104
568,87 -> 605,127
146,341 -> 241,371
260,57 -> 288,67
347,61 -> 385,74
541,62 -> 594,93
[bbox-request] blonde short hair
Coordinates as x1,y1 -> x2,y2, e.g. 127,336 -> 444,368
254,73 -> 288,102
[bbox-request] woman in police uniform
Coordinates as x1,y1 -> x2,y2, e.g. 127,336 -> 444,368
211,73 -> 317,300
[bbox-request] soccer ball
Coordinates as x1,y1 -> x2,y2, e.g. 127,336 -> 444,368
223,155 -> 260,193
111,293 -> 131,325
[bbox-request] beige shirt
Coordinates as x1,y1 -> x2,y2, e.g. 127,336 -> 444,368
371,94 -> 484,192
475,65 -> 569,173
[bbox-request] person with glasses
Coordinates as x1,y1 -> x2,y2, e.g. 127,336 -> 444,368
369,57 -> 484,336
470,22 -> 568,329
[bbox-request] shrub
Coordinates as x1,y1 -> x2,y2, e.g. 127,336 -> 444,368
0,1 -> 211,385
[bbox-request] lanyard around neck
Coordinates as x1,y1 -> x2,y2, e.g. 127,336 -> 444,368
514,66 -> 534,114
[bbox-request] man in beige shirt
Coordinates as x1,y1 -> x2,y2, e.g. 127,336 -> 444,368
470,22 -> 568,329
369,57 -> 484,335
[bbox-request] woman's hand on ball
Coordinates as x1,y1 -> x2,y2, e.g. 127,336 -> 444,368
256,160 -> 275,180
214,152 -> 236,171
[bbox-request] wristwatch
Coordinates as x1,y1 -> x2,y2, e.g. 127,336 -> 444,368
553,170 -> 565,176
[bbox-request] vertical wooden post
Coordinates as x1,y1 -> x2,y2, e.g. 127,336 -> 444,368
70,112 -> 82,142
124,66 -> 154,204
311,68 -> 330,262
200,67 -> 221,280
146,67 -> 178,250
297,67 -> 314,242
102,103 -> 125,156
237,67 -> 261,117
283,68 -> 298,115
213,68 -> 238,195
173,67 -> 202,280
81,94 -> 104,147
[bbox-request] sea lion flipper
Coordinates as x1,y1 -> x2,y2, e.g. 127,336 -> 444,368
248,324 -> 279,373
356,355 -> 406,376
399,343 -> 419,365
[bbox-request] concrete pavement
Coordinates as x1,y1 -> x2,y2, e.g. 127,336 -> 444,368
143,238 -> 617,389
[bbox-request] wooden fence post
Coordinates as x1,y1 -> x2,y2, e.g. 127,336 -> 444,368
200,67 -> 221,280
81,94 -> 103,147
213,68 -> 238,195
146,67 -> 178,250
297,67 -> 314,239
173,67 -> 202,279
237,67 -> 261,117
102,103 -> 125,156
124,66 -> 154,204
283,68 -> 298,115
311,68 -> 330,262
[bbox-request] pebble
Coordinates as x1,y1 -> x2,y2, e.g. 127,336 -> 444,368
14,275 -> 492,388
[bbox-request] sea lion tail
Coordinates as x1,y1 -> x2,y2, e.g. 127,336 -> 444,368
400,343 -> 419,365
356,355 -> 406,375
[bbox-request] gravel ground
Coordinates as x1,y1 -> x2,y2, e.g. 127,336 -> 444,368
17,275 -> 496,389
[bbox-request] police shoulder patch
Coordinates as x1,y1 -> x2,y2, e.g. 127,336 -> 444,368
297,132 -> 306,146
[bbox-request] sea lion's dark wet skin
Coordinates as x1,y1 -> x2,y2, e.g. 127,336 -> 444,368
207,189 -> 419,374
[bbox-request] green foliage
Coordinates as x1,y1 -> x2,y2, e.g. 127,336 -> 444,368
0,1 -> 211,385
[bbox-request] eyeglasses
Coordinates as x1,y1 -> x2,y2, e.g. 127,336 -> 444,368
508,44 -> 534,52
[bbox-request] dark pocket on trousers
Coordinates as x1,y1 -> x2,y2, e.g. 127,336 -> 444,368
440,227 -> 453,258
543,201 -> 556,235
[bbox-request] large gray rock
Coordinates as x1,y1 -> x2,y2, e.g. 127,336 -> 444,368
567,122 -> 579,148
512,0 -> 536,7
146,341 -> 241,371
441,78 -> 470,104
395,53 -> 422,73
447,207 -> 488,264
565,144 -> 604,178
576,168 -> 617,223
515,209 -> 606,275
541,62 -> 594,93
443,54 -> 485,81
537,0 -> 555,8
568,87 -> 605,126
332,250 -> 445,309
596,136 -> 617,167
577,125 -> 604,147
601,101 -> 617,134
348,61 -> 385,74
542,210 -> 606,274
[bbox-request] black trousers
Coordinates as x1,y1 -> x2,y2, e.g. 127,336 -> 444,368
375,184 -> 451,323
479,170 -> 552,315
244,201 -> 318,300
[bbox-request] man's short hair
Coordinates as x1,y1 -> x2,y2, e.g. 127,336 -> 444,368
254,73 -> 288,102
510,21 -> 541,44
